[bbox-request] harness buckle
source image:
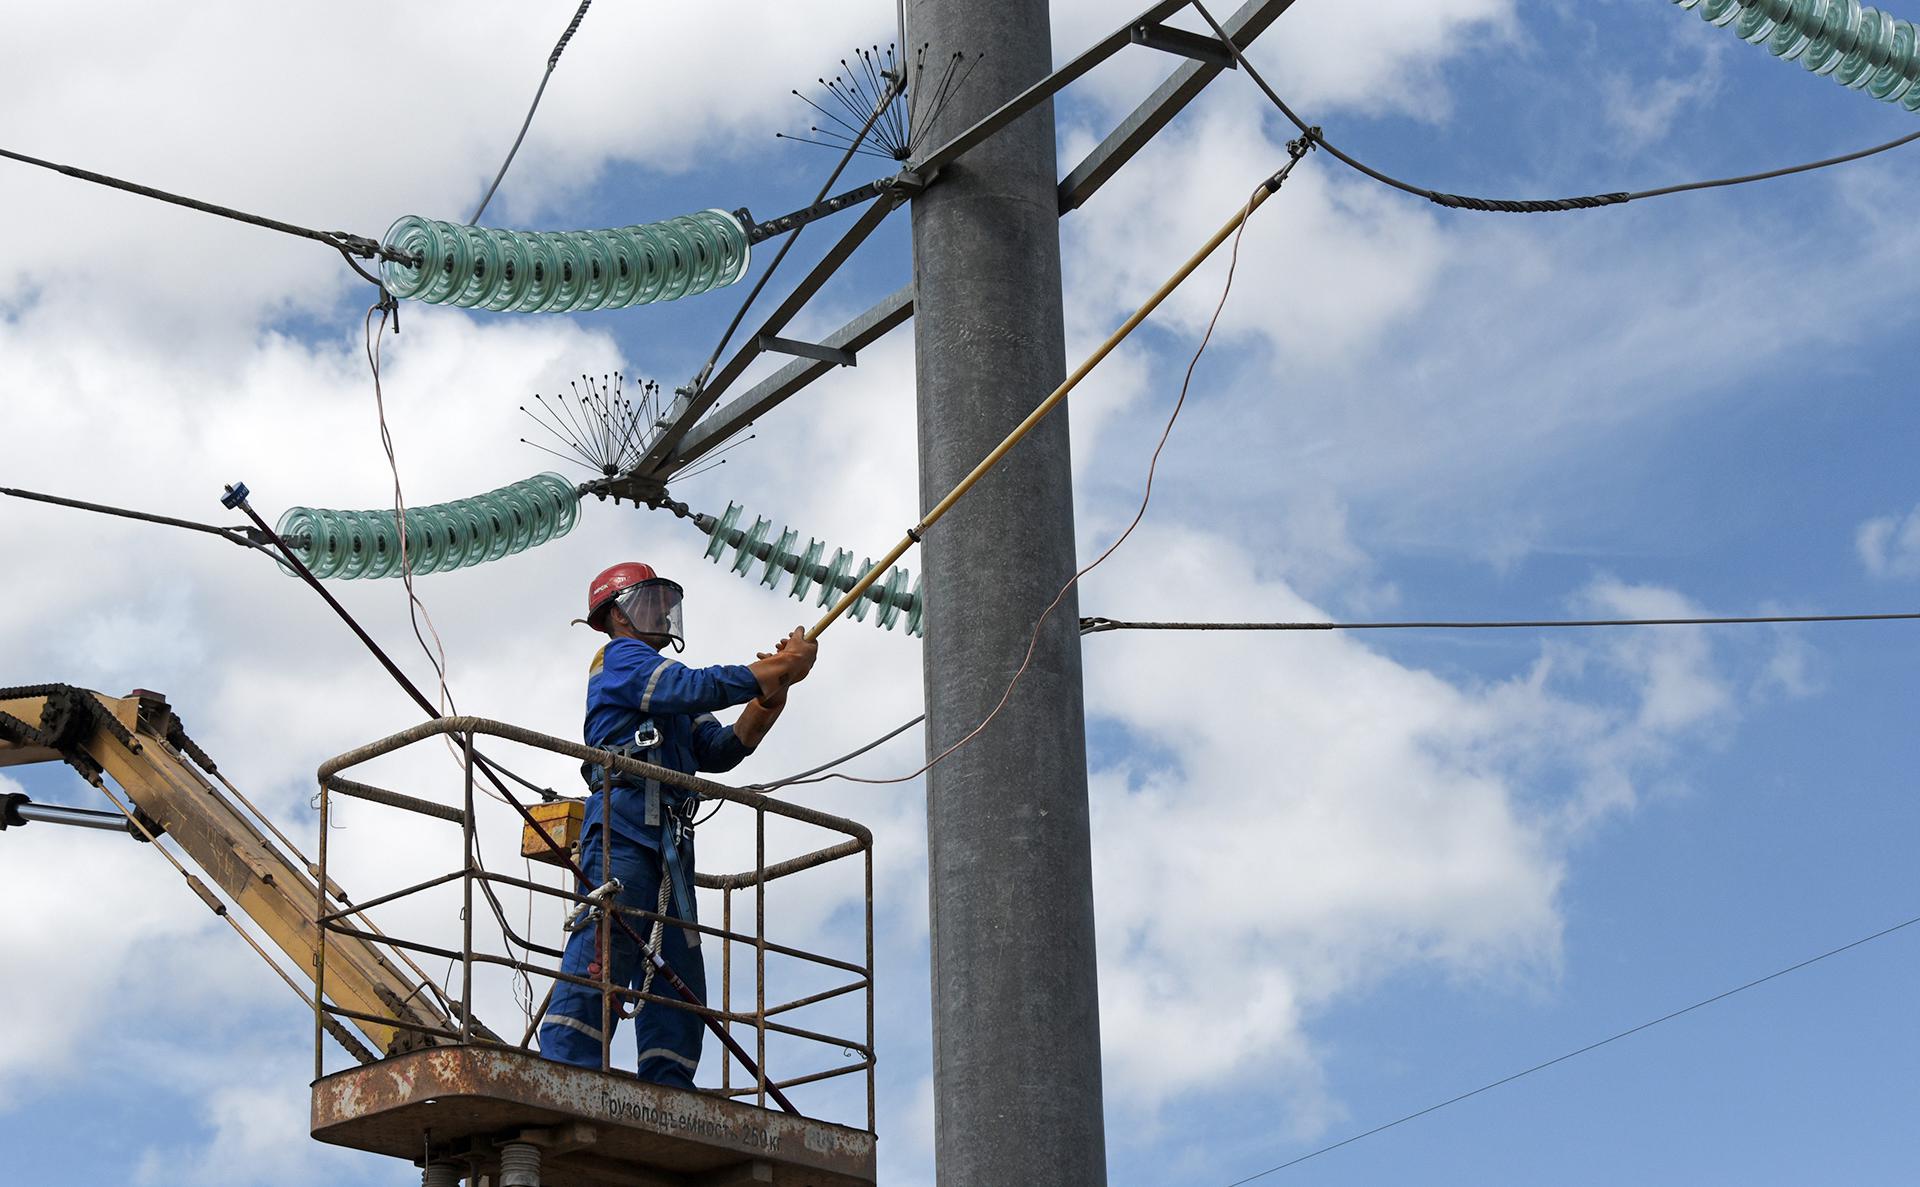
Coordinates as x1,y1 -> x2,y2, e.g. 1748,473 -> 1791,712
632,722 -> 662,752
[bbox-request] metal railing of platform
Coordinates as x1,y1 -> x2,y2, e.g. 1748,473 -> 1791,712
313,716 -> 876,1130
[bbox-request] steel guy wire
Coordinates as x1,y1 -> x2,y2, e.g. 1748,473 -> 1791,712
0,145 -> 413,265
787,145 -> 1309,789
0,485 -> 273,556
1188,0 -> 1920,213
1080,611 -> 1920,633
468,0 -> 595,225
1220,909 -> 1920,1185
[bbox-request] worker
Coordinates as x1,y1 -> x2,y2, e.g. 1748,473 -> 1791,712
539,561 -> 817,1087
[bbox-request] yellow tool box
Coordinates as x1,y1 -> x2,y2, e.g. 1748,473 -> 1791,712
520,798 -> 586,867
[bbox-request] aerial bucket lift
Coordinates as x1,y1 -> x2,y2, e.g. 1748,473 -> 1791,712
0,687 -> 877,1186
311,717 -> 878,1186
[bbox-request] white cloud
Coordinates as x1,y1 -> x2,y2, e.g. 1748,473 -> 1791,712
1053,0 -> 1516,125
0,0 -> 1855,1181
1078,536 -> 1749,1114
1857,505 -> 1920,579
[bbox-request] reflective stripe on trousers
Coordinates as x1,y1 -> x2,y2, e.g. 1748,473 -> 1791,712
537,831 -> 705,1089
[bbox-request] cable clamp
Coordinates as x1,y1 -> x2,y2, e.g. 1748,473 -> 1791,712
905,526 -> 924,543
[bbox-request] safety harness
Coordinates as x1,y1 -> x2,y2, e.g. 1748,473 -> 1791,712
578,721 -> 703,952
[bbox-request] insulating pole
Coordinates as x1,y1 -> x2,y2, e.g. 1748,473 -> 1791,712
906,1 -> 1107,1183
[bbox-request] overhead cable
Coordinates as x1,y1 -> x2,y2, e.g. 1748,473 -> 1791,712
1222,909 -> 1920,1184
752,714 -> 926,793
1081,611 -> 1920,633
1189,0 -> 1920,214
0,145 -> 412,265
468,0 -> 595,224
0,485 -> 271,556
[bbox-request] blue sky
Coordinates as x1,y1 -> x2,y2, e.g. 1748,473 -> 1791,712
3,1 -> 1917,1184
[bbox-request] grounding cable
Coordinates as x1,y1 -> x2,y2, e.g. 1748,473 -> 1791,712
468,0 -> 595,224
1188,0 -> 1920,214
785,139 -> 1312,789
1221,909 -> 1920,1184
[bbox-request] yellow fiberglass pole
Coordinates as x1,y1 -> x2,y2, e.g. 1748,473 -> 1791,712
807,152 -> 1308,642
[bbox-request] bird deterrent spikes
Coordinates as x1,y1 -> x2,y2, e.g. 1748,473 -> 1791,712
777,42 -> 982,163
520,372 -> 664,478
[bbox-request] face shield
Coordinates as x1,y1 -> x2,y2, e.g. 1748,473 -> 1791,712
613,578 -> 685,652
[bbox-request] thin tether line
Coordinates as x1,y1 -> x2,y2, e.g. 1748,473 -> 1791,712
1222,911 -> 1920,1185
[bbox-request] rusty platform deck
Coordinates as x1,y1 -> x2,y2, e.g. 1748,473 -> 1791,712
311,1046 -> 876,1186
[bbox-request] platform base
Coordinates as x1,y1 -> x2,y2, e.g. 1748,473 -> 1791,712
311,1046 -> 875,1186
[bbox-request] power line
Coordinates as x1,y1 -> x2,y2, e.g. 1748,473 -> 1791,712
1081,611 -> 1920,634
1223,910 -> 1920,1185
752,714 -> 925,792
468,0 -> 595,224
0,145 -> 412,266
1189,0 -> 1920,215
0,485 -> 271,556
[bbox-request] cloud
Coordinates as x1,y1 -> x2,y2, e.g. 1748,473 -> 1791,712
1857,505 -> 1920,579
0,1 -> 1855,1182
1078,536 -> 1750,1116
1053,0 -> 1516,125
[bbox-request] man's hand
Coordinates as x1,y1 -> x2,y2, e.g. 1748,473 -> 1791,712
749,627 -> 819,702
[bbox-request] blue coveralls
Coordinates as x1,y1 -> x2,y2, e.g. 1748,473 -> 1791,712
538,637 -> 761,1087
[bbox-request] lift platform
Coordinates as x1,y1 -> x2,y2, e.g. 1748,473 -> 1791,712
313,717 -> 879,1186
313,1046 -> 876,1185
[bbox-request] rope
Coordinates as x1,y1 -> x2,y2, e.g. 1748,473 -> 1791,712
629,865 -> 674,1017
1187,1 -> 1920,215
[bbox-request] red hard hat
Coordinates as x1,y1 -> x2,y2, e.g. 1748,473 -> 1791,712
586,562 -> 659,630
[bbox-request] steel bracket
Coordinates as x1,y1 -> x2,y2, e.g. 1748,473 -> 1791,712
1129,20 -> 1236,68
754,335 -> 856,368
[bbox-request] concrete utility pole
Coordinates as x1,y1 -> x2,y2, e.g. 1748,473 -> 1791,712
905,1 -> 1107,1184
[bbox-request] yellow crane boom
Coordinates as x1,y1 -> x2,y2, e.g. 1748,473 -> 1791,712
0,683 -> 458,1060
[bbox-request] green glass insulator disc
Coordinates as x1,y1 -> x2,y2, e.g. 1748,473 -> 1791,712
734,518 -> 771,577
790,538 -> 825,601
764,528 -> 799,588
906,573 -> 925,637
819,549 -> 854,608
706,503 -> 744,562
877,567 -> 907,629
